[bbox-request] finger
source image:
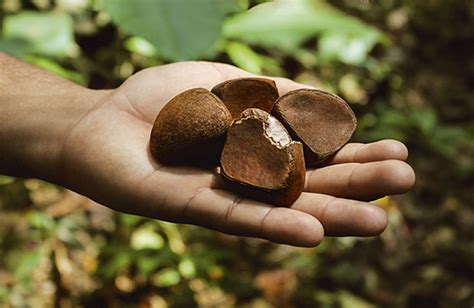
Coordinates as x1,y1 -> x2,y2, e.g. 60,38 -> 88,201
177,188 -> 324,247
325,140 -> 409,165
305,160 -> 416,200
291,192 -> 388,236
185,188 -> 325,247
136,167 -> 324,247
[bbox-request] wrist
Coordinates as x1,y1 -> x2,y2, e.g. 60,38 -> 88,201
0,87 -> 109,182
0,53 -> 112,182
49,88 -> 113,183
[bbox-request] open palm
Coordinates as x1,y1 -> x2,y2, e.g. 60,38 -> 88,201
60,62 -> 415,247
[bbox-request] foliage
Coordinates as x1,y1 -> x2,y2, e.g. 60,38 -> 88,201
103,0 -> 245,61
1,0 -> 473,307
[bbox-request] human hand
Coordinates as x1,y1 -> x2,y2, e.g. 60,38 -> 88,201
54,62 -> 415,246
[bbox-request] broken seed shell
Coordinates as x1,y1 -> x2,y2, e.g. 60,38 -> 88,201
212,77 -> 279,119
220,108 -> 305,206
150,88 -> 233,166
272,89 -> 357,166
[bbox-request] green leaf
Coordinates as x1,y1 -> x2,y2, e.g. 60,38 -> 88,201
379,109 -> 410,128
318,30 -> 380,64
215,0 -> 249,14
226,41 -> 262,74
152,268 -> 181,287
101,250 -> 133,279
136,255 -> 161,275
24,56 -> 86,85
0,176 -> 15,186
223,0 -> 383,52
119,213 -> 143,228
159,221 -> 185,254
3,11 -> 75,57
338,290 -> 376,308
224,0 -> 314,51
103,0 -> 228,61
314,289 -> 336,305
178,258 -> 196,279
27,210 -> 56,232
124,36 -> 158,57
409,108 -> 437,134
429,126 -> 469,158
130,224 -> 164,250
14,251 -> 41,281
0,38 -> 30,58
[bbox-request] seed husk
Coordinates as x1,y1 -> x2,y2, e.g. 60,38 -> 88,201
212,77 -> 279,119
220,108 -> 305,206
272,89 -> 357,166
150,88 -> 233,166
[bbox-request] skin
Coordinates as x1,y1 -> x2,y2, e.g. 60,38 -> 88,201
0,53 -> 415,247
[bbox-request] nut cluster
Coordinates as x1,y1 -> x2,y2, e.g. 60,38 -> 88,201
150,78 -> 356,206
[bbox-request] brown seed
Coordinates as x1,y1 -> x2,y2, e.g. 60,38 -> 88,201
272,89 -> 357,166
220,108 -> 305,207
150,88 -> 233,166
212,77 -> 279,119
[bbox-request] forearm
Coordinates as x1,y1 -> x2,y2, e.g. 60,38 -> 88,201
0,52 -> 108,182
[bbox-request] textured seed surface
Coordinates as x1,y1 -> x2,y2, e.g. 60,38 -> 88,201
150,88 -> 232,165
220,108 -> 305,206
273,89 -> 357,165
212,78 -> 279,119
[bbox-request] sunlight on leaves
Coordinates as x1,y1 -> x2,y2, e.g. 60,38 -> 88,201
3,11 -> 76,57
24,55 -> 86,85
0,176 -> 15,186
124,36 -> 158,57
319,30 -> 380,64
226,41 -> 262,74
224,0 -> 384,52
178,258 -> 196,279
103,0 -> 234,60
152,268 -> 181,287
130,224 -> 164,250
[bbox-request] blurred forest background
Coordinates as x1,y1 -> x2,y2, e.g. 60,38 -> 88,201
0,0 -> 473,307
